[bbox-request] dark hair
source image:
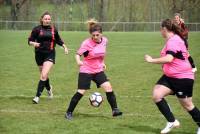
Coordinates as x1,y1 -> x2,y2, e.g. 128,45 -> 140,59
40,11 -> 51,25
161,19 -> 187,46
89,24 -> 102,34
161,19 -> 183,38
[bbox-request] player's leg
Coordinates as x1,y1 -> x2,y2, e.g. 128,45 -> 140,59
100,81 -> 122,116
179,97 -> 200,126
44,52 -> 55,98
179,98 -> 200,134
153,84 -> 180,134
38,65 -> 52,97
65,73 -> 91,120
175,78 -> 200,134
33,61 -> 53,103
65,89 -> 86,120
153,84 -> 176,121
94,72 -> 122,116
33,53 -> 43,103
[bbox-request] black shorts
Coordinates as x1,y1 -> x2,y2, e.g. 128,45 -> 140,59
78,71 -> 109,90
35,51 -> 55,66
156,75 -> 194,98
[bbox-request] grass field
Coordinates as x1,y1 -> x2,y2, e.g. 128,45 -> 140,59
0,31 -> 200,134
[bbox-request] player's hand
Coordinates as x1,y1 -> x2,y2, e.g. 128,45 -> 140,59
64,47 -> 69,55
77,61 -> 84,66
103,64 -> 106,70
145,54 -> 153,63
33,42 -> 40,48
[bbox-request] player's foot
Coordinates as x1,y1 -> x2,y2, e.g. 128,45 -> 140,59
161,119 -> 180,134
197,127 -> 200,134
32,96 -> 39,104
192,67 -> 197,73
112,108 -> 123,117
65,112 -> 73,120
47,85 -> 53,99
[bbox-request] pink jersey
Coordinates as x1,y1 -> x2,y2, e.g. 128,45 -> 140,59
77,37 -> 107,74
161,34 -> 194,79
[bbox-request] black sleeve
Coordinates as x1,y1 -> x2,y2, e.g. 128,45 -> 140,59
54,28 -> 64,46
83,51 -> 89,57
28,26 -> 39,45
166,50 -> 185,60
166,50 -> 175,57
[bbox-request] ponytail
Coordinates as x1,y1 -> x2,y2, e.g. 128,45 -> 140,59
87,18 -> 98,30
161,19 -> 187,46
171,22 -> 183,39
86,18 -> 102,34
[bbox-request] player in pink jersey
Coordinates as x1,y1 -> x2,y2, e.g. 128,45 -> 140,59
145,19 -> 200,134
65,20 -> 122,120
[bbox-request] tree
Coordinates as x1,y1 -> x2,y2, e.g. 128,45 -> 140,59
99,0 -> 108,22
11,0 -> 27,29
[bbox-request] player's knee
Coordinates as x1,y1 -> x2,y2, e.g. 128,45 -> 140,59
78,89 -> 86,95
152,94 -> 163,102
182,102 -> 194,111
40,73 -> 48,81
103,84 -> 112,92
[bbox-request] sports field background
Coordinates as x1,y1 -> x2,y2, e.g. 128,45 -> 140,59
0,31 -> 199,134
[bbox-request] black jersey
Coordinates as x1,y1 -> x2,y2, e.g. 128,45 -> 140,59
28,25 -> 64,53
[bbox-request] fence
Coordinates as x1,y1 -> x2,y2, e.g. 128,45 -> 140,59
0,20 -> 200,31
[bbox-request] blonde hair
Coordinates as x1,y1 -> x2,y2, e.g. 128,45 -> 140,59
86,18 -> 98,31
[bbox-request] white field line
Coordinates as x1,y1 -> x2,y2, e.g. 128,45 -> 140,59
0,94 -> 151,98
0,109 -> 191,120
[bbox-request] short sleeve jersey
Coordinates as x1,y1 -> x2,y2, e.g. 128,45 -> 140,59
161,34 -> 194,79
77,37 -> 107,74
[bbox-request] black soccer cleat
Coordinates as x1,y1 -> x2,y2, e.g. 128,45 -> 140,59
112,108 -> 123,117
65,112 -> 73,120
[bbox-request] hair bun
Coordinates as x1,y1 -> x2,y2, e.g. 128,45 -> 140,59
86,18 -> 98,29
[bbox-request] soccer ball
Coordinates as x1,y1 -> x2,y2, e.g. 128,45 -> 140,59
89,92 -> 103,107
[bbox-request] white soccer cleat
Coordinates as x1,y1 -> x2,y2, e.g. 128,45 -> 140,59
197,127 -> 200,134
160,119 -> 180,134
32,96 -> 39,104
192,67 -> 197,73
47,85 -> 53,99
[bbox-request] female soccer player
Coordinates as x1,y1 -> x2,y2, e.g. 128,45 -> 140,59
28,11 -> 68,104
145,19 -> 200,134
65,20 -> 122,120
174,13 -> 197,72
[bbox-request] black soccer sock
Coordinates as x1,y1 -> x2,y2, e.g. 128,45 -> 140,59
45,78 -> 51,91
155,99 -> 175,122
67,92 -> 83,113
36,80 -> 46,97
188,107 -> 200,127
106,91 -> 118,110
188,56 -> 196,68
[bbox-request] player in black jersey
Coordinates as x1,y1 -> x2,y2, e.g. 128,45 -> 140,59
28,11 -> 68,104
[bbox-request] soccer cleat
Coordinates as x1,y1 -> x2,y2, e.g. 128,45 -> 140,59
160,119 -> 180,134
32,96 -> 39,104
47,85 -> 53,99
197,127 -> 200,134
65,112 -> 73,120
112,108 -> 123,117
192,67 -> 197,73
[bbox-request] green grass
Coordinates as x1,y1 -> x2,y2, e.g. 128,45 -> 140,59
0,31 -> 200,134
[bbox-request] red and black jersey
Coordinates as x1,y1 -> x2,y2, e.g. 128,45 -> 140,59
28,25 -> 64,53
179,22 -> 188,40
